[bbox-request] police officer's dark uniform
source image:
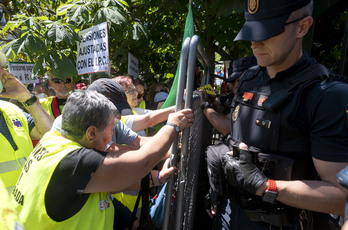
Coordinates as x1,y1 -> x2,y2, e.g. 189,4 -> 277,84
214,0 -> 348,229
205,56 -> 258,210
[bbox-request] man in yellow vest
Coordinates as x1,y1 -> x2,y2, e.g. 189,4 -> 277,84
0,68 -> 54,193
40,72 -> 76,118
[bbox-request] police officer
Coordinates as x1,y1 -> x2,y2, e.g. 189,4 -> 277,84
216,0 -> 348,229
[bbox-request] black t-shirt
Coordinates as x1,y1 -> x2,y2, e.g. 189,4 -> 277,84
45,147 -> 107,221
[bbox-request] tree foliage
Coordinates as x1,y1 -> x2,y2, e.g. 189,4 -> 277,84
0,0 -> 143,81
1,0 -> 346,83
0,0 -> 249,83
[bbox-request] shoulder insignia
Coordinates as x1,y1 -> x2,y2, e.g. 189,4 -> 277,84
243,92 -> 254,101
258,95 -> 268,107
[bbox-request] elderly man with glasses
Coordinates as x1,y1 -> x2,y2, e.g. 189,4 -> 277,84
40,72 -> 76,119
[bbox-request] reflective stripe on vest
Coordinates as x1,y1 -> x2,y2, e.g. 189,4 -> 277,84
0,101 -> 32,192
0,157 -> 27,174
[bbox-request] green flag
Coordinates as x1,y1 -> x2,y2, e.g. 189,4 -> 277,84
161,2 -> 194,108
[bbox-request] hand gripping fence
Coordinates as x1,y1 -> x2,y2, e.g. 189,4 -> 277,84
162,35 -> 213,230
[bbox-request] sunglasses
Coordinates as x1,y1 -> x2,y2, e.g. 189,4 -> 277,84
125,87 -> 137,95
137,93 -> 144,99
274,16 -> 306,36
51,78 -> 72,84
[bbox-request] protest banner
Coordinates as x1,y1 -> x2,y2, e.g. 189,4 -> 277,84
76,22 -> 109,75
128,53 -> 139,78
8,62 -> 39,84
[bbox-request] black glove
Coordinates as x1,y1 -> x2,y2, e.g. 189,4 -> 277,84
223,150 -> 267,195
238,149 -> 267,194
223,154 -> 245,188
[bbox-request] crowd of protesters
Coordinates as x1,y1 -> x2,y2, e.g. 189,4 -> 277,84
1,1 -> 348,229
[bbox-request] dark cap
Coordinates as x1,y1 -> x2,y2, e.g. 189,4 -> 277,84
87,78 -> 133,116
226,56 -> 257,82
234,0 -> 311,41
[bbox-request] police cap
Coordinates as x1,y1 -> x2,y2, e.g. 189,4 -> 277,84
234,0 -> 311,42
226,56 -> 257,82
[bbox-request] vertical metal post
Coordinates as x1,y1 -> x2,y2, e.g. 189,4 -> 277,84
174,35 -> 199,230
162,37 -> 191,230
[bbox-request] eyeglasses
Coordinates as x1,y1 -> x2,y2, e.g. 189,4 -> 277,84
51,78 -> 72,84
125,87 -> 137,95
137,93 -> 144,99
274,16 -> 307,36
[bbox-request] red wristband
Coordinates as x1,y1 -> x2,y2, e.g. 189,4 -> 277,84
266,179 -> 277,193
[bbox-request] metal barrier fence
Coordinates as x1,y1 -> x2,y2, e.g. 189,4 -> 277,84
181,95 -> 214,230
162,35 -> 214,230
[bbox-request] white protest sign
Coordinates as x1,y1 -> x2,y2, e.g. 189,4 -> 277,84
8,62 -> 39,84
128,53 -> 139,78
76,22 -> 109,75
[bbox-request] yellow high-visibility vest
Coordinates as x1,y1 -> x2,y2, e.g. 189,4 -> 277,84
0,100 -> 33,193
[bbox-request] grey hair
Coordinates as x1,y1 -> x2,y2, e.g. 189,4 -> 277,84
61,90 -> 119,141
290,0 -> 313,19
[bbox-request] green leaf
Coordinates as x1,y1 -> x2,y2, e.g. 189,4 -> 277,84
95,7 -> 126,25
57,4 -> 75,16
62,25 -> 80,46
47,22 -> 64,43
47,52 -> 77,79
67,5 -> 90,25
32,55 -> 46,76
34,16 -> 49,21
66,24 -> 81,40
2,21 -> 17,34
0,40 -> 17,60
25,33 -> 47,55
23,17 -> 41,31
132,20 -> 148,40
61,54 -> 78,77
103,0 -> 129,8
11,35 -> 29,55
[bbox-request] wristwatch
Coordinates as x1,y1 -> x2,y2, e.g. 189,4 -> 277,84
261,179 -> 278,204
22,94 -> 38,107
201,101 -> 212,110
166,122 -> 180,134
